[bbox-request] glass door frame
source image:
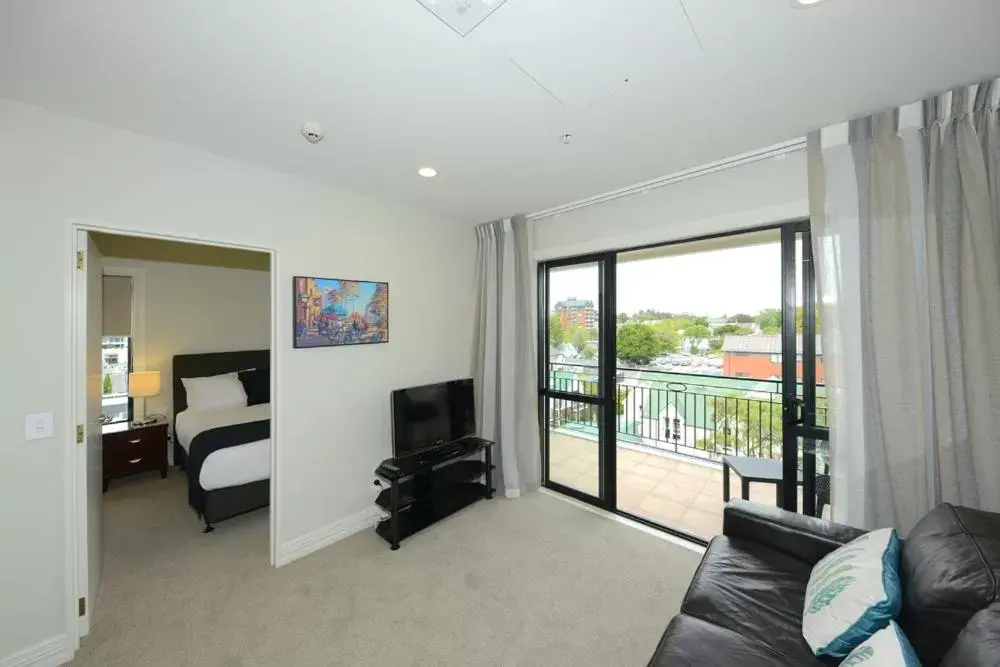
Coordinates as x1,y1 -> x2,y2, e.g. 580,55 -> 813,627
538,252 -> 617,508
538,219 -> 825,543
780,222 -> 828,515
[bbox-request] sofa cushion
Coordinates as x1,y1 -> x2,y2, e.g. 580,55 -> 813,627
802,528 -> 902,657
841,621 -> 921,667
680,536 -> 820,665
940,604 -> 1000,667
648,614 -> 822,667
898,504 -> 1000,666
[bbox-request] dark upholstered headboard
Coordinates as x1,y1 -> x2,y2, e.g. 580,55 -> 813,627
172,350 -> 270,424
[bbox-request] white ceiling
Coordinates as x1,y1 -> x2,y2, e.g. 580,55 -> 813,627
1,0 -> 999,222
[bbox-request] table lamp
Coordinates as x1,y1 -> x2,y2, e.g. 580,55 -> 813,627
128,370 -> 161,425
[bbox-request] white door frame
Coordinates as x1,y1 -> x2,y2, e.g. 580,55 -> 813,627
65,220 -> 280,651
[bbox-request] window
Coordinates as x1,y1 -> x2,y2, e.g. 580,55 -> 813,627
770,354 -> 781,363
101,336 -> 132,424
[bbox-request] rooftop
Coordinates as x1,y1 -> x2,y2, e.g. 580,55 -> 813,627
722,334 -> 823,356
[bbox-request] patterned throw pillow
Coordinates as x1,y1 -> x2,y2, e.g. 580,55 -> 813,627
802,527 -> 903,657
841,622 -> 922,666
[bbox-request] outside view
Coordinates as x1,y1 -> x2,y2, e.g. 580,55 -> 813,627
101,336 -> 130,424
546,233 -> 824,540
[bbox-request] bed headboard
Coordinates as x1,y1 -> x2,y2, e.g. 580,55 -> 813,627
172,349 -> 270,423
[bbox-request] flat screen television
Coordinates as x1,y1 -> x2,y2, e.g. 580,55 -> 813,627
391,379 -> 476,458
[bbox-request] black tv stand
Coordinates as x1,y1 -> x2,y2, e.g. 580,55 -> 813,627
373,437 -> 495,550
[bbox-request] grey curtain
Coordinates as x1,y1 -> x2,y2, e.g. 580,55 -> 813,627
810,79 -> 1000,532
473,216 -> 541,497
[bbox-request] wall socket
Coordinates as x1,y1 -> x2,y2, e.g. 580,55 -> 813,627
25,412 -> 54,441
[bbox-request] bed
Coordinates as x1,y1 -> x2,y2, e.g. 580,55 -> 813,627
172,350 -> 271,532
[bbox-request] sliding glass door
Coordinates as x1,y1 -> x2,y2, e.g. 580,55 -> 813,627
539,254 -> 615,505
539,220 -> 827,544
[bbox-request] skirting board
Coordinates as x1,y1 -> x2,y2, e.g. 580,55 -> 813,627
276,506 -> 382,567
0,636 -> 72,667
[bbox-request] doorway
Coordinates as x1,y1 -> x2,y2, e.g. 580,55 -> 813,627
539,221 -> 827,545
68,224 -> 279,645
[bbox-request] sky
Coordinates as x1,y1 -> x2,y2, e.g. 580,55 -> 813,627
549,241 -> 787,317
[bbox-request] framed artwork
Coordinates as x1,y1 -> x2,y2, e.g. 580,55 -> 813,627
293,276 -> 389,348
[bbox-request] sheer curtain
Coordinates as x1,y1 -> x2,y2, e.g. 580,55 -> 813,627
474,216 -> 541,498
809,79 -> 1000,533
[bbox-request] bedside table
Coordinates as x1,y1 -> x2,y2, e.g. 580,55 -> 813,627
102,420 -> 169,491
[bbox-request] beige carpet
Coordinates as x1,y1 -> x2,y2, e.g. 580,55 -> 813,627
73,472 -> 701,666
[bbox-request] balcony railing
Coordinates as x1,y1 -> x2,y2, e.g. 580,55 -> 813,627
547,362 -> 827,464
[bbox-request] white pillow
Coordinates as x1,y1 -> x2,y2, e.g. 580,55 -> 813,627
181,372 -> 247,411
802,527 -> 903,657
841,622 -> 922,666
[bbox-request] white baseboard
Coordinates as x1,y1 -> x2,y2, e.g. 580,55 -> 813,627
275,506 -> 382,567
0,636 -> 73,667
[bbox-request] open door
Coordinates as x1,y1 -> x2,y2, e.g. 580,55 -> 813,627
75,229 -> 103,636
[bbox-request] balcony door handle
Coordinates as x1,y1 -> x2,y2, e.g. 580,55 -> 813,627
129,458 -> 142,464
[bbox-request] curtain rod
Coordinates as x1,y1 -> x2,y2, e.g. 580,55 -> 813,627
526,138 -> 807,222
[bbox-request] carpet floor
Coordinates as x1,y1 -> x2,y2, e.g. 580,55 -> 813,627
72,472 -> 701,666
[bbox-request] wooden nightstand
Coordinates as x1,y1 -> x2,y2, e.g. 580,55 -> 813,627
102,420 -> 169,491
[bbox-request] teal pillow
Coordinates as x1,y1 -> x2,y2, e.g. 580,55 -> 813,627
842,622 -> 922,666
802,528 -> 903,657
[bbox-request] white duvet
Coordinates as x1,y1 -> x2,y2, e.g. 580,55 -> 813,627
175,403 -> 271,491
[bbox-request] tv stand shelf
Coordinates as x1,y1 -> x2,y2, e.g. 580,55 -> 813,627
373,437 -> 494,550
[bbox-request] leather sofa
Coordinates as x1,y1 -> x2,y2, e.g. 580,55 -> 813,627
648,500 -> 1000,666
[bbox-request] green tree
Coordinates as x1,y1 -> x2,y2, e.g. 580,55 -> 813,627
684,324 -> 712,340
570,327 -> 589,355
616,312 -> 630,324
691,315 -> 710,328
757,308 -> 782,334
616,323 -> 663,366
713,323 -> 755,337
710,392 -> 783,458
728,313 -> 755,324
102,373 -> 112,395
549,314 -> 566,347
708,337 -> 724,352
795,308 -> 822,334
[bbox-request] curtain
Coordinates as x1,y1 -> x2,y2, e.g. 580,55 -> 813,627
474,216 -> 541,497
809,79 -> 1000,533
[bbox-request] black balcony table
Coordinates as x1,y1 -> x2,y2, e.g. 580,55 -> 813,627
721,455 -> 802,507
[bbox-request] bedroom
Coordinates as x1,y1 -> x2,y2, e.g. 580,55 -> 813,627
91,231 -> 274,573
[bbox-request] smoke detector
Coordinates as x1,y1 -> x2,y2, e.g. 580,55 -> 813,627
301,122 -> 324,144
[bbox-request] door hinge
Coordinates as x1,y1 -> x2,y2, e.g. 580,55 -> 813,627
76,250 -> 85,270
76,424 -> 84,444
78,597 -> 86,617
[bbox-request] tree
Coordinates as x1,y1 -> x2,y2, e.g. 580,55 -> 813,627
708,337 -> 724,352
691,316 -> 710,328
656,329 -> 680,353
549,314 -> 566,347
795,309 -> 822,334
713,324 -> 755,337
728,313 -> 755,324
616,323 -> 663,366
616,312 -> 630,324
757,308 -> 782,334
102,373 -> 112,395
684,324 -> 712,340
570,327 -> 589,355
710,392 -> 783,458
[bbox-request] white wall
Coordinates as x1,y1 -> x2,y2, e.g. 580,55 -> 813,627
104,258 -> 271,426
532,150 -> 809,259
0,99 -> 476,662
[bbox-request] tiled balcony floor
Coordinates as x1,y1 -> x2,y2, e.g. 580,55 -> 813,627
548,431 -> 800,541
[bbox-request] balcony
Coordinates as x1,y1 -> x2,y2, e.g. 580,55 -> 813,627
546,364 -> 826,541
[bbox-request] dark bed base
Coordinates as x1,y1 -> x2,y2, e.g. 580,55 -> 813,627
175,441 -> 270,533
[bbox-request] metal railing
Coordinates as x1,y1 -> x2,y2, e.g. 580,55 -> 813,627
547,362 -> 827,463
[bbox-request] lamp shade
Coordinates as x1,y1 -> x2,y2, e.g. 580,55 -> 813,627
128,371 -> 161,398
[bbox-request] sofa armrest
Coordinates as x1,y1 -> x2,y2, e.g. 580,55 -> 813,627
723,499 -> 867,566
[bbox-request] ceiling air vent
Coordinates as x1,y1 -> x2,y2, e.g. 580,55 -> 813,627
415,0 -> 509,37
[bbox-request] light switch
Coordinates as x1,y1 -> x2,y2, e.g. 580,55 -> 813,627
25,412 -> 54,440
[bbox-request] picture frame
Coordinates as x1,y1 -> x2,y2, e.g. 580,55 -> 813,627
293,276 -> 389,349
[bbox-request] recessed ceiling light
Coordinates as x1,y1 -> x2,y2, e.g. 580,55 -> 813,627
792,0 -> 827,6
418,167 -> 438,178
